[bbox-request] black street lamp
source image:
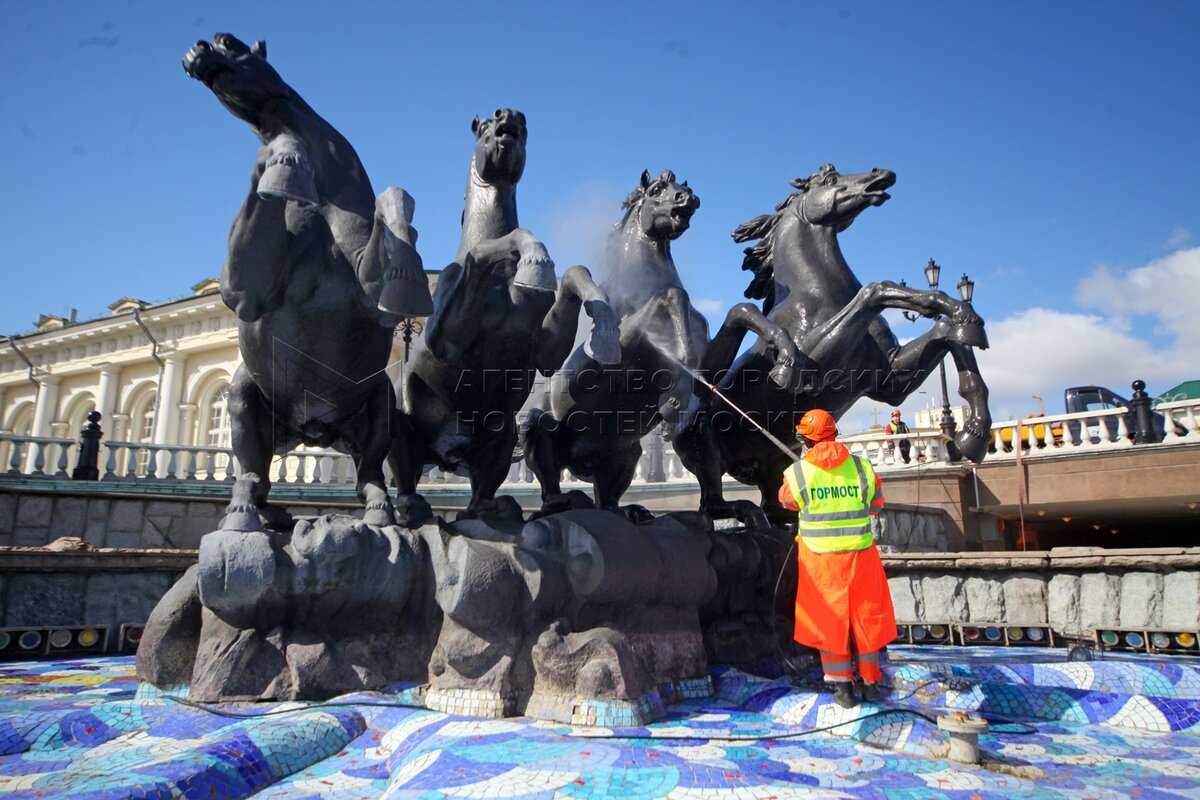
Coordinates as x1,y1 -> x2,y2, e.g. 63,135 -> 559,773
396,318 -> 424,363
905,259 -> 976,462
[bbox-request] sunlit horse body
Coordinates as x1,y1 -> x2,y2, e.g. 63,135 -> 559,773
183,34 -> 431,531
526,170 -> 799,514
681,163 -> 992,520
391,109 -> 619,521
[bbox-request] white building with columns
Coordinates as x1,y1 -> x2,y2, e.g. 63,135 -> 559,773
0,278 -> 428,475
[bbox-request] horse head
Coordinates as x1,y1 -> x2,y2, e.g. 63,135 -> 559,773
789,164 -> 895,233
471,108 -> 528,185
621,170 -> 700,243
183,34 -> 291,135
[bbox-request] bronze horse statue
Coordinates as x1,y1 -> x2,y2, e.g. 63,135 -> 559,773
391,109 -> 620,522
679,163 -> 992,520
183,34 -> 432,531
525,170 -> 800,515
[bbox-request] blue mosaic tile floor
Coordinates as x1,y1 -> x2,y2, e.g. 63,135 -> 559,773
1,650 -> 1199,798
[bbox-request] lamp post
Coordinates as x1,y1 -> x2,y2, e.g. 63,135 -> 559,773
396,318 -> 424,363
911,259 -> 975,462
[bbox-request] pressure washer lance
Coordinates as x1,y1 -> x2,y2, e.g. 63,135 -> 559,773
670,359 -> 803,466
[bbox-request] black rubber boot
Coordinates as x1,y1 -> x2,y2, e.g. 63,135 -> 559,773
830,682 -> 859,709
860,682 -> 882,704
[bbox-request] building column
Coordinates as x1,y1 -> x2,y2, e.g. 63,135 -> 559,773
29,376 -> 61,439
109,413 -> 131,443
94,364 -> 119,429
152,353 -> 186,445
26,375 -> 61,472
178,403 -> 198,446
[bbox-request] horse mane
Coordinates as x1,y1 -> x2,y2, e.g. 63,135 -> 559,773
732,191 -> 801,312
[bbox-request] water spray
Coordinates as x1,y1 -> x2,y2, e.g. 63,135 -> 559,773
668,357 -> 802,465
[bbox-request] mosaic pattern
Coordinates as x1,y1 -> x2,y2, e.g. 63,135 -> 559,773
0,651 -> 1198,798
884,645 -> 1200,733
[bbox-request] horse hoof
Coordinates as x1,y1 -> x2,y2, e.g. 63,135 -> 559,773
769,360 -> 796,390
220,505 -> 264,533
955,427 -> 990,464
512,254 -> 557,292
658,395 -> 683,423
584,326 -> 621,365
394,494 -> 434,528
948,321 -> 989,349
363,502 -> 396,528
257,134 -> 319,207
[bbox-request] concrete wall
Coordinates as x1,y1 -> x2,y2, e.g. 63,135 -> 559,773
884,547 -> 1200,634
0,488 -> 363,551
0,550 -> 194,634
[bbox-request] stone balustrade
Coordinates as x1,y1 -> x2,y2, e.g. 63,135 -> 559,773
3,398 -> 1199,489
0,426 -> 692,489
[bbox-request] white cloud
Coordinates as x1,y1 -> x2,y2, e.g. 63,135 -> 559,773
974,307 -> 1176,420
1074,246 -> 1200,351
844,301 -> 1182,432
693,298 -> 725,314
1162,227 -> 1192,251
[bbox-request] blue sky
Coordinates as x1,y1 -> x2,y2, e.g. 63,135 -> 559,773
2,1 -> 1198,426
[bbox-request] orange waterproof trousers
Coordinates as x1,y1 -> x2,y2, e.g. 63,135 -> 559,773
793,539 -> 897,657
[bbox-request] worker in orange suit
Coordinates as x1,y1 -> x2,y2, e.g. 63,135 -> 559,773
779,408 -> 896,708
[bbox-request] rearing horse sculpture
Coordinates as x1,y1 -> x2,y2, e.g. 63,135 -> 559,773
677,163 -> 992,520
183,34 -> 431,531
526,169 -> 800,515
391,109 -> 620,522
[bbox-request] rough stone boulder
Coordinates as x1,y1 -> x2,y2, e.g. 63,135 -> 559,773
136,515 -> 440,701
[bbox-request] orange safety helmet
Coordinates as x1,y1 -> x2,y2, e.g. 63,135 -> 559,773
795,408 -> 838,442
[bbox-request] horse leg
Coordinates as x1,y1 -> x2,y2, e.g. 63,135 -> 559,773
650,288 -> 707,423
799,281 -> 985,367
944,341 -> 992,463
866,322 -> 992,464
593,441 -> 642,511
702,303 -> 802,389
466,424 -> 520,518
523,408 -> 567,508
222,365 -> 281,532
221,148 -> 291,323
673,413 -> 741,519
354,188 -> 432,324
535,266 -> 621,370
387,409 -> 433,527
351,383 -> 397,527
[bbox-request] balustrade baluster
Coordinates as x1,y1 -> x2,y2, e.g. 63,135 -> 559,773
165,449 -> 179,479
276,456 -> 288,484
1185,405 -> 1200,442
102,444 -> 117,480
1113,413 -> 1132,448
1161,407 -> 1182,443
8,440 -> 23,474
54,444 -> 70,477
204,451 -> 217,481
145,447 -> 159,479
313,456 -> 324,484
31,442 -> 46,476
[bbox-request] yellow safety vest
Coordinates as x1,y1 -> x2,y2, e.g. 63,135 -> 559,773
782,455 -> 876,553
